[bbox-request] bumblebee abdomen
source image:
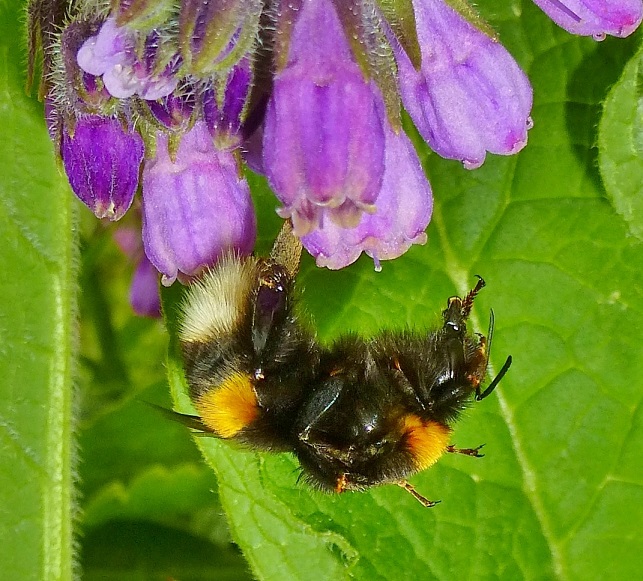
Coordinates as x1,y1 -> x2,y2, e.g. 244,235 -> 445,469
178,255 -> 260,345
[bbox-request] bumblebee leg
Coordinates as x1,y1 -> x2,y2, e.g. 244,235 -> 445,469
467,333 -> 488,391
335,473 -> 348,494
397,481 -> 441,508
447,444 -> 485,458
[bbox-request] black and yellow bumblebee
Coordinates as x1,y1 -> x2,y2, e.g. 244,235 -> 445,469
175,223 -> 512,506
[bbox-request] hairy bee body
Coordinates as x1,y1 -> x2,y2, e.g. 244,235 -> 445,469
177,224 -> 511,504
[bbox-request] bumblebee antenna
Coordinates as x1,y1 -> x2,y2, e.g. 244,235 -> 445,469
461,275 -> 486,319
476,355 -> 512,401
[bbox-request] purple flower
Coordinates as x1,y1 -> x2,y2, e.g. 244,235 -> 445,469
394,0 -> 533,169
203,58 -> 253,149
142,121 -> 256,285
301,119 -> 432,270
533,0 -> 643,38
262,0 -> 385,236
178,0 -> 263,75
130,254 -> 161,317
61,116 -> 144,220
145,90 -> 196,130
77,17 -> 178,100
114,226 -> 161,317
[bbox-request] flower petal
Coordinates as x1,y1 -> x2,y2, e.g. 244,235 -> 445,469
262,0 -> 385,235
395,0 -> 533,168
141,121 -> 256,285
61,116 -> 144,220
302,122 -> 431,270
533,0 -> 643,38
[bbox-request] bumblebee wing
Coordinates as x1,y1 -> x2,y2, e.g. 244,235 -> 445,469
143,401 -> 213,433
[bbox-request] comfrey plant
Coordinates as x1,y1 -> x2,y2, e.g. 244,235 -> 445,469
27,0 -> 642,310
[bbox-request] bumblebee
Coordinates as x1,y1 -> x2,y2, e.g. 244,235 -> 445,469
175,223 -> 512,506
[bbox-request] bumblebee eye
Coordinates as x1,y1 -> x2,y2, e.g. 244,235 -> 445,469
445,321 -> 460,336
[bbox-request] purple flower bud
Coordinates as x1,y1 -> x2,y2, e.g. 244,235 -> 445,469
142,121 -> 256,285
77,17 -> 178,100
61,116 -> 144,220
179,0 -> 262,75
394,0 -> 533,169
114,225 -> 161,317
203,58 -> 253,148
301,120 -> 432,270
130,254 -> 161,318
262,0 -> 385,236
60,21 -> 113,112
145,90 -> 196,130
112,0 -> 175,32
532,0 -> 642,38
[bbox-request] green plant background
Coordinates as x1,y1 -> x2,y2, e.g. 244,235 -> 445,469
1,0 -> 642,579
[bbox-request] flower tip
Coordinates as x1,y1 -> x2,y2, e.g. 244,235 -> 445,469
160,272 -> 177,287
277,205 -> 319,237
97,199 -> 129,222
463,158 -> 484,171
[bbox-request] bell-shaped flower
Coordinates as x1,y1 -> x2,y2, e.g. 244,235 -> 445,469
262,0 -> 386,236
301,120 -> 432,270
77,17 -> 178,100
61,115 -> 144,220
532,0 -> 642,38
114,226 -> 161,317
141,121 -> 256,285
130,254 -> 162,317
394,0 -> 533,169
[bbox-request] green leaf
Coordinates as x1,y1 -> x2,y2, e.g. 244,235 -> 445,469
82,463 -> 220,531
164,4 -> 643,581
0,1 -> 76,579
598,43 -> 643,241
81,520 -> 251,581
78,384 -> 204,499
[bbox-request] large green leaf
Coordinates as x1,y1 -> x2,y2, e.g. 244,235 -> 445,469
163,3 -> 643,581
0,1 -> 76,579
598,42 -> 643,240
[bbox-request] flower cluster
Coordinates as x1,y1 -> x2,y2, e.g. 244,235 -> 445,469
27,0 -> 642,311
